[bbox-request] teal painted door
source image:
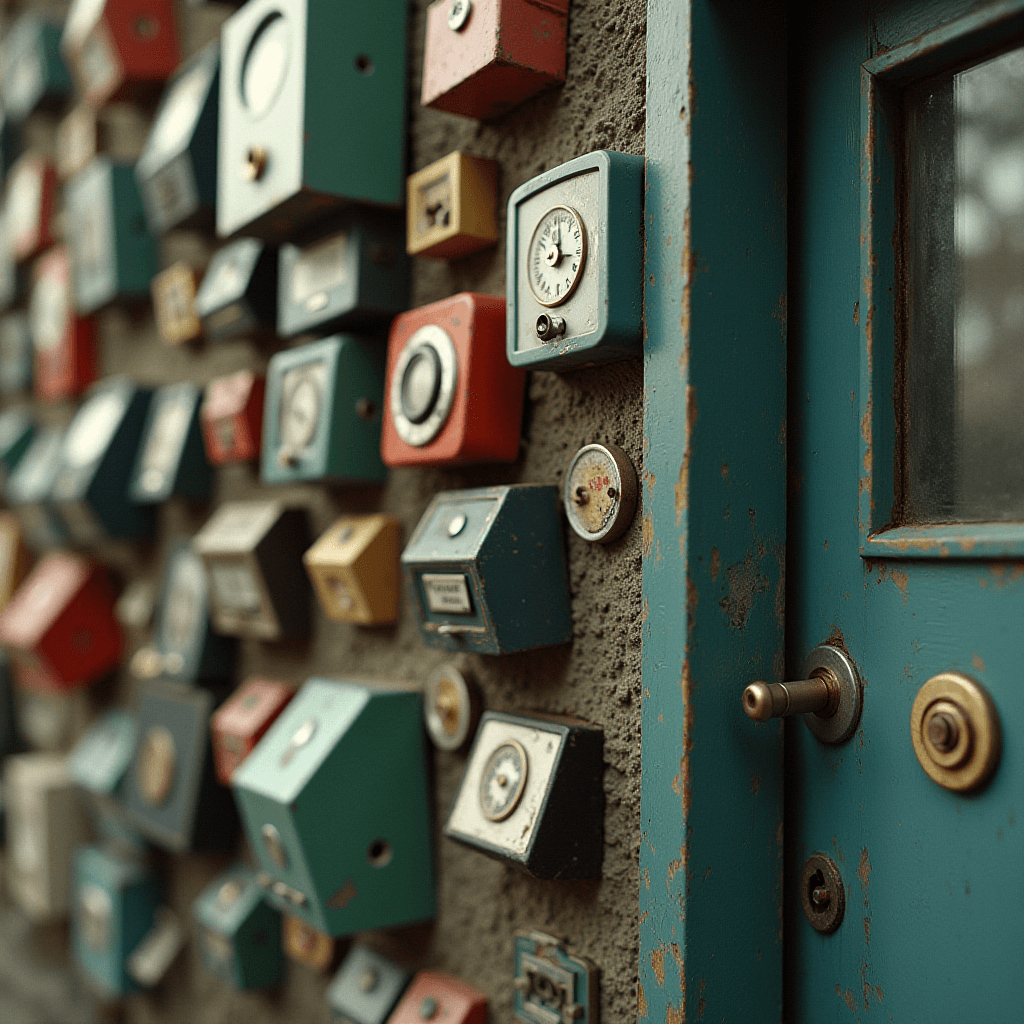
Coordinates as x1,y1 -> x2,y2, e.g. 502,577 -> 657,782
789,1 -> 1024,1019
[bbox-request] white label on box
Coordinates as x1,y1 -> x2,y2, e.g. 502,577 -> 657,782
422,573 -> 472,615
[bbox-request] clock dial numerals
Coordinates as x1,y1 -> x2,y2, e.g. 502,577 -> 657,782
527,205 -> 587,308
479,740 -> 528,821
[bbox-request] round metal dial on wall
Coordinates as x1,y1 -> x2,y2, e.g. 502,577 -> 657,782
564,442 -> 638,543
479,739 -> 528,821
390,325 -> 457,447
278,372 -> 321,465
527,205 -> 588,307
425,664 -> 480,751
138,725 -> 177,807
148,64 -> 207,160
241,11 -> 290,117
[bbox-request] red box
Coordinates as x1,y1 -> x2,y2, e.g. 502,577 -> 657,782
7,155 -> 57,263
421,0 -> 569,121
65,0 -> 179,107
210,677 -> 293,785
201,370 -> 265,465
30,247 -> 98,402
0,553 -> 123,693
389,972 -> 487,1024
381,292 -> 524,467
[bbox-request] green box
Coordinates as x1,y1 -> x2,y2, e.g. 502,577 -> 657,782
0,314 -> 33,394
217,0 -> 408,238
192,864 -> 281,990
326,947 -> 410,1024
193,238 -> 277,340
0,408 -> 34,475
261,336 -> 386,485
231,678 -> 435,937
1,13 -> 71,122
4,425 -> 68,550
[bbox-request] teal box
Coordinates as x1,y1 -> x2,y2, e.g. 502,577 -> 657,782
136,42 -> 219,234
192,864 -> 281,990
1,13 -> 71,122
0,313 -> 33,393
327,947 -> 410,1024
217,0 -> 408,239
0,653 -> 17,758
231,679 -> 435,937
152,543 -> 234,685
261,336 -> 386,485
4,425 -> 67,550
513,931 -> 598,1024
277,211 -> 409,338
129,382 -> 213,504
51,378 -> 154,543
401,485 -> 573,655
193,239 -> 277,340
506,150 -> 644,370
72,845 -> 159,999
66,159 -> 158,314
0,408 -> 34,474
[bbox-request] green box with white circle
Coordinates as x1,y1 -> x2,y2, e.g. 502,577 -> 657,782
506,150 -> 644,370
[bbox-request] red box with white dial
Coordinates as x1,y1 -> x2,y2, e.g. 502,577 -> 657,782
388,971 -> 487,1024
210,677 -> 294,785
6,155 -> 57,263
29,247 -> 97,402
201,370 -> 265,465
0,553 -> 123,693
381,292 -> 524,467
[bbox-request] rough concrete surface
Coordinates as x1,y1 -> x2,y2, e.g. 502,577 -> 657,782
0,0 -> 647,1020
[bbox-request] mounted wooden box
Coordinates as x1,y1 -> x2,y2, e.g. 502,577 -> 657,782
151,263 -> 202,345
1,12 -> 71,122
69,708 -> 137,801
389,972 -> 487,1024
513,931 -> 599,1024
0,511 -> 31,612
3,425 -> 68,551
193,238 -> 277,340
201,370 -> 265,464
55,105 -> 106,182
210,677 -> 293,785
326,947 -> 411,1024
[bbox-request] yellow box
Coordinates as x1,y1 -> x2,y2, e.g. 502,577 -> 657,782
0,513 -> 30,612
406,152 -> 499,260
303,515 -> 401,625
151,263 -> 202,346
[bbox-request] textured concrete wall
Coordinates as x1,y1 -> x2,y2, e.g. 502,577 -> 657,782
0,0 -> 646,1020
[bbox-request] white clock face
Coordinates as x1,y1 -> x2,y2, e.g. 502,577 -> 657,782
527,205 -> 588,307
64,390 -> 126,468
148,64 -> 208,161
279,365 -> 323,459
479,740 -> 528,821
241,11 -> 290,118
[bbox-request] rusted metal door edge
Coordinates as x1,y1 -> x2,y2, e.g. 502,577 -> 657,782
638,1 -> 787,1020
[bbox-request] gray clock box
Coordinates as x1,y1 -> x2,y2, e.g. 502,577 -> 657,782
193,238 -> 278,340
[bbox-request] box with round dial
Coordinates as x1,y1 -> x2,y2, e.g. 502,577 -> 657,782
201,370 -> 265,464
29,246 -> 98,402
1,12 -> 71,122
125,680 -> 239,854
217,0 -> 408,240
193,239 -> 277,340
66,159 -> 158,315
61,0 -> 179,108
261,335 -> 386,485
231,678 -> 435,936
326,946 -> 411,1024
3,425 -> 68,551
129,382 -> 213,504
0,409 -> 34,477
72,845 -> 160,1000
136,43 -> 219,234
421,0 -> 569,121
389,971 -> 487,1024
507,150 -> 644,370
0,512 -> 31,612
193,500 -> 312,641
4,752 -> 87,920
193,865 -> 282,990
0,553 -> 122,693
303,515 -> 401,626
55,105 -> 107,183
6,153 -> 56,263
514,931 -> 599,1024
210,677 -> 293,785
151,263 -> 201,346
444,711 -> 604,879
406,151 -> 499,259
150,544 -> 235,687
277,212 -> 409,338
382,292 -> 524,467
0,313 -> 34,394
282,913 -> 341,973
401,484 -> 572,654
51,378 -> 155,544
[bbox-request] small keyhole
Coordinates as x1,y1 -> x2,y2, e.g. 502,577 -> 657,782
807,868 -> 829,911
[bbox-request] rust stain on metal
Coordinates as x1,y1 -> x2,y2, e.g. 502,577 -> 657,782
750,774 -> 760,796
853,301 -> 860,324
697,978 -> 706,1017
837,985 -> 856,1012
720,462 -> 728,479
651,946 -> 666,986
646,469 -> 657,494
665,1002 -> 685,1024
709,547 -> 720,580
674,386 -> 697,524
667,849 -> 685,886
638,983 -> 648,1017
719,552 -> 769,629
863,915 -> 871,946
643,514 -> 654,558
671,758 -> 685,797
644,867 -> 651,891
858,848 -> 872,891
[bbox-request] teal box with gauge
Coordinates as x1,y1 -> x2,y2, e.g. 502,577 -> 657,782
401,484 -> 573,655
0,408 -> 34,476
129,382 -> 212,504
193,864 -> 282,990
151,543 -> 234,686
136,42 -> 219,234
72,845 -> 160,1000
3,425 -> 67,550
506,150 -> 644,370
217,0 -> 408,239
65,159 -> 158,314
230,678 -> 435,937
261,335 -> 386,485
277,211 -> 409,337
1,12 -> 71,122
193,238 -> 278,340
51,378 -> 154,544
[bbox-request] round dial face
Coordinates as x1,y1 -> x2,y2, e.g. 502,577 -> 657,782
65,391 -> 127,468
564,442 -> 639,544
527,205 -> 588,307
241,12 -> 290,117
400,344 -> 442,424
148,65 -> 208,160
479,740 -> 529,821
425,665 -> 477,751
279,373 -> 320,455
138,725 -> 177,807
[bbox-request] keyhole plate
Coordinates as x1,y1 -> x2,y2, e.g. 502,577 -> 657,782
800,853 -> 845,934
